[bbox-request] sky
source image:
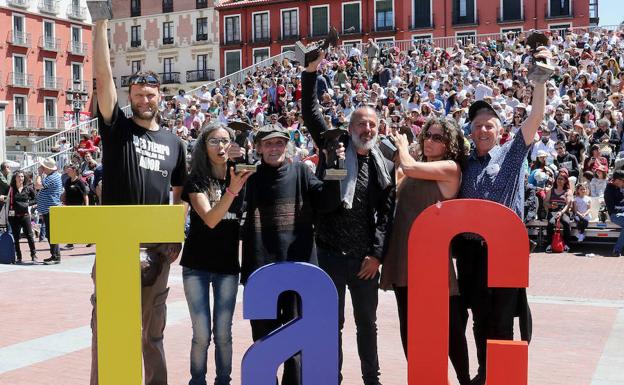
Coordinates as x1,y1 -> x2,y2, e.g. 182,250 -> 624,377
599,0 -> 624,26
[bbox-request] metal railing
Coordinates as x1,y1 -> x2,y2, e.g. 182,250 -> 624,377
159,72 -> 180,84
38,0 -> 59,13
20,147 -> 74,173
7,115 -> 37,130
162,37 -> 174,45
67,79 -> 90,92
8,30 -> 32,47
67,4 -> 87,20
186,69 -> 215,82
39,116 -> 65,130
8,73 -> 33,88
31,117 -> 98,160
38,76 -> 63,90
68,41 -> 88,56
7,0 -> 29,7
39,36 -> 60,51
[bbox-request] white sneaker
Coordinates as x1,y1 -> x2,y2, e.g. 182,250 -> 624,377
545,245 -> 552,253
577,234 -> 585,242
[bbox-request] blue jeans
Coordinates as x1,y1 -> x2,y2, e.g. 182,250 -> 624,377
183,267 -> 239,385
610,213 -> 624,253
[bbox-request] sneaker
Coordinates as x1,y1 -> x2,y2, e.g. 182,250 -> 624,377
43,256 -> 60,265
15,258 -> 22,264
31,255 -> 38,263
545,245 -> 552,253
609,251 -> 621,258
564,245 -> 570,252
577,233 -> 585,242
63,244 -> 74,250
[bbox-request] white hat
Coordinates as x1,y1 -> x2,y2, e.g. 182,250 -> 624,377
39,158 -> 57,171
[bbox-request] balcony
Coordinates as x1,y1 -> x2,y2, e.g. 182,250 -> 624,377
497,7 -> 524,23
7,115 -> 37,130
409,17 -> 435,30
39,116 -> 65,130
159,72 -> 180,84
280,33 -> 300,42
130,39 -> 142,48
252,34 -> 271,44
162,0 -> 173,13
196,33 -> 208,42
162,37 -> 174,45
223,37 -> 241,46
67,4 -> 87,20
196,0 -> 207,8
452,12 -> 479,26
67,79 -> 90,93
68,41 -> 88,56
39,36 -> 60,51
120,75 -> 132,87
373,25 -> 395,32
38,0 -> 59,14
341,26 -> 361,35
7,31 -> 32,47
39,76 -> 63,91
8,73 -> 33,88
7,0 -> 30,8
546,3 -> 573,19
186,69 -> 215,82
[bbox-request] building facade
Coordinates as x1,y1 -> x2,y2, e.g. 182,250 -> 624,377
216,0 -> 598,75
109,0 -> 220,102
0,0 -> 93,149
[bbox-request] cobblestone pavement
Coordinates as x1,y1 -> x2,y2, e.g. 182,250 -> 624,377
0,241 -> 622,385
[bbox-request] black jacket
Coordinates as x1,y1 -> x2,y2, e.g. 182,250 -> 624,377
301,70 -> 396,260
604,182 -> 624,216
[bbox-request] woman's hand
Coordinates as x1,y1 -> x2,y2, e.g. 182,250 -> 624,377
388,131 -> 410,154
227,143 -> 246,159
228,166 -> 254,195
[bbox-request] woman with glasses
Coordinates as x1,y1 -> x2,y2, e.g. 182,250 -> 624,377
3,171 -> 37,263
181,123 -> 252,385
545,170 -> 573,253
381,117 -> 470,385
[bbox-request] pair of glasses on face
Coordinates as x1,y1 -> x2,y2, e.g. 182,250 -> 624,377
424,131 -> 447,143
128,74 -> 160,86
207,138 -> 231,147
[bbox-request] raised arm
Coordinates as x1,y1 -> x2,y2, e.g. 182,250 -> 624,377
93,20 -> 117,125
520,49 -> 552,146
301,51 -> 331,147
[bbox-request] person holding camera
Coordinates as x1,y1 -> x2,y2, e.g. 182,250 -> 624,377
302,51 -> 396,385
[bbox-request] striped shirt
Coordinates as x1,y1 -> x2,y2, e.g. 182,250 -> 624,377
37,172 -> 62,214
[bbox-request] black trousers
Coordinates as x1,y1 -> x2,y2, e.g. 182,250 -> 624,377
318,248 -> 381,385
454,238 -> 520,378
42,213 -> 60,258
8,215 -> 36,258
249,291 -> 301,385
394,287 -> 471,385
574,215 -> 589,234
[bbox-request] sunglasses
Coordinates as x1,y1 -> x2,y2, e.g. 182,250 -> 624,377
128,74 -> 160,86
207,138 -> 231,147
424,131 -> 447,143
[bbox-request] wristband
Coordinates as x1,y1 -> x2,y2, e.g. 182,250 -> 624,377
225,187 -> 238,197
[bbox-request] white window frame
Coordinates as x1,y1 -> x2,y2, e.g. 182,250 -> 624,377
281,45 -> 296,53
501,27 -> 523,35
374,37 -> 395,43
71,61 -> 83,88
71,24 -> 82,44
43,97 -> 57,128
342,1 -> 362,33
12,54 -> 27,83
373,0 -> 395,30
224,49 -> 242,76
42,19 -> 55,40
310,5 -> 330,37
548,22 -> 572,30
13,94 -> 28,117
12,13 -> 25,33
455,30 -> 477,45
547,0 -> 572,18
412,33 -> 433,43
43,58 -> 56,79
252,47 -> 270,64
342,39 -> 362,46
499,0 -> 524,20
196,16 -> 208,40
224,14 -> 241,44
251,10 -> 270,42
280,7 -> 299,39
410,0 -> 433,28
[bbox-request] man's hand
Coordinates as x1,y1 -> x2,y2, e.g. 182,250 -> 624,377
357,256 -> 381,280
227,143 -> 246,159
306,49 -> 326,73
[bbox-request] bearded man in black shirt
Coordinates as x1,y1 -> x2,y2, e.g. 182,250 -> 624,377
91,19 -> 187,385
302,51 -> 396,385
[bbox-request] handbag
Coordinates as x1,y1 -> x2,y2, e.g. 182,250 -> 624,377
551,218 -> 565,253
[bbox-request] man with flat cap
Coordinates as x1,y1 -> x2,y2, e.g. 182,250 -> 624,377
454,48 -> 552,385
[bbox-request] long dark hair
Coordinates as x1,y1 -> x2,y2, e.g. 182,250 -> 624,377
417,117 -> 466,164
189,122 -> 236,188
9,170 -> 25,191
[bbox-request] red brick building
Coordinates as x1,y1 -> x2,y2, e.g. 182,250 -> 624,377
216,0 -> 598,75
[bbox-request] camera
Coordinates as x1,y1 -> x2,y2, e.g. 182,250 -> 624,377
379,136 -> 398,161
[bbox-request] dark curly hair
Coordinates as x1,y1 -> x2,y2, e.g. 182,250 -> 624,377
417,117 -> 466,164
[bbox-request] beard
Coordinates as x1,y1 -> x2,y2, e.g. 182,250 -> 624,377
351,131 -> 378,152
131,102 -> 158,121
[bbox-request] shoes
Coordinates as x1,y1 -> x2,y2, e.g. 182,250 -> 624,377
43,256 -> 61,265
31,252 -> 38,263
63,244 -> 74,250
15,258 -> 22,264
609,251 -> 621,257
86,244 -> 93,247
39,238 -> 48,243
545,245 -> 552,253
564,245 -> 570,252
529,239 -> 537,253
577,233 -> 585,242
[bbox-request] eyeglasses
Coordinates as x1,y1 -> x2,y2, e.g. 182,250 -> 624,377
207,138 -> 231,147
128,74 -> 160,86
555,147 -> 564,150
424,131 -> 447,143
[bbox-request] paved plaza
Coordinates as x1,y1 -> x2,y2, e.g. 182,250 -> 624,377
0,241 -> 623,385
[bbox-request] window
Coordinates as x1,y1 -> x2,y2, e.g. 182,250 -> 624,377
131,60 -> 141,74
311,6 -> 329,37
196,0 -> 208,8
456,31 -> 476,45
225,15 -> 240,44
197,54 -> 207,71
162,57 -> 174,83
501,27 -> 522,36
282,45 -> 296,53
412,34 -> 433,44
253,48 -> 270,64
72,63 -> 83,89
71,26 -> 81,52
412,0 -> 432,28
253,12 -> 269,42
224,50 -> 241,75
43,20 -> 55,49
44,59 -> 55,88
13,14 -> 25,44
131,25 -> 141,47
196,17 -> 208,41
163,21 -> 173,44
549,0 -> 571,17
44,98 -> 56,128
375,0 -> 393,31
162,0 -> 173,13
453,0 -> 475,24
14,96 -> 26,125
281,9 -> 298,39
343,2 -> 361,33
131,0 -> 140,17
13,55 -> 25,86
501,0 -> 522,21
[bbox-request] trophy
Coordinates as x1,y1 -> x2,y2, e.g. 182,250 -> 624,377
322,128 -> 348,180
295,27 -> 339,67
86,0 -> 113,21
228,121 -> 257,173
526,32 -> 555,83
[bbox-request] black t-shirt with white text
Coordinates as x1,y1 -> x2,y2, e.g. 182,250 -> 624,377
97,103 -> 187,205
